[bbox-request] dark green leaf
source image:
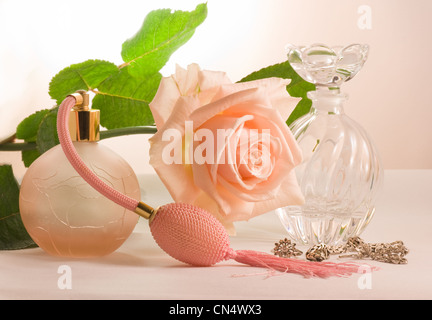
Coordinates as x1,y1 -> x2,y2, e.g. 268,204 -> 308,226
16,109 -> 51,167
49,59 -> 119,103
16,109 -> 51,142
21,149 -> 41,168
239,60 -> 297,83
121,3 -> 207,78
14,107 -> 59,163
0,165 -> 37,250
239,60 -> 315,126
93,69 -> 162,129
286,98 -> 312,125
36,108 -> 59,154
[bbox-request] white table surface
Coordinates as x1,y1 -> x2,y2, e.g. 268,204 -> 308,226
1,170 -> 431,300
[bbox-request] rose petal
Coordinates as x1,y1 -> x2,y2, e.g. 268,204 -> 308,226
175,63 -> 200,96
149,96 -> 202,204
150,64 -> 233,129
212,78 -> 300,120
191,114 -> 250,213
237,133 -> 278,181
251,170 -> 304,218
190,87 -> 265,129
221,100 -> 302,167
198,69 -> 231,92
149,75 -> 181,129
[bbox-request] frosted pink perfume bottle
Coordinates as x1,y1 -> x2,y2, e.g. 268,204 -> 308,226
19,92 -> 140,258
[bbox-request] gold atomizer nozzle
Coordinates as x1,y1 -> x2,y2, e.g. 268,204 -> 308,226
68,90 -> 90,110
67,91 -> 100,142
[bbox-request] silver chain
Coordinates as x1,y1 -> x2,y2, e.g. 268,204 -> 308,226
273,236 -> 409,264
307,236 -> 409,264
272,238 -> 303,258
305,243 -> 329,262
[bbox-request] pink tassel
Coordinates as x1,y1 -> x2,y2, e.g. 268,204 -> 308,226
226,249 -> 374,278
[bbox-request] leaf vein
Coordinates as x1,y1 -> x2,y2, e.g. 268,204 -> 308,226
74,70 -> 91,90
95,90 -> 150,104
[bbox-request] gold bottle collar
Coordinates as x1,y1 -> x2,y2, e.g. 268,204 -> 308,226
67,91 -> 100,142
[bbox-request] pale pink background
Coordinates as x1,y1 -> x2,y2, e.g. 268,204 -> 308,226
1,0 -> 431,180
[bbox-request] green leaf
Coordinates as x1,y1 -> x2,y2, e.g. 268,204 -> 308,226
49,59 -> 119,103
286,98 -> 313,125
239,60 -> 315,126
21,149 -> 41,168
16,109 -> 51,142
121,3 -> 208,78
16,109 -> 51,167
36,108 -> 59,154
0,165 -> 37,250
14,107 -> 59,167
93,69 -> 162,129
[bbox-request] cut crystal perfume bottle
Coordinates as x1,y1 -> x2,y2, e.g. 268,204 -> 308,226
276,44 -> 383,246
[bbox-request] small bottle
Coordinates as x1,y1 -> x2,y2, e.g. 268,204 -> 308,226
19,92 -> 140,258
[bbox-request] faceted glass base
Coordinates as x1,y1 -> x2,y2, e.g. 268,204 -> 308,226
276,206 -> 375,246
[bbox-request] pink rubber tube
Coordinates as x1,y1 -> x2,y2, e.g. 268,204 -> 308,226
57,96 -> 139,212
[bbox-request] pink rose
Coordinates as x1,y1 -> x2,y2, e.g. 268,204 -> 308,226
149,64 -> 304,233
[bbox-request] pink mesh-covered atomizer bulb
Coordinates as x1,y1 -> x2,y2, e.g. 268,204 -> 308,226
56,92 -> 368,278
